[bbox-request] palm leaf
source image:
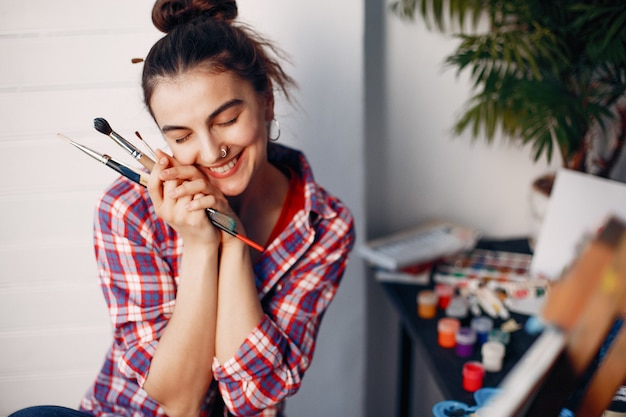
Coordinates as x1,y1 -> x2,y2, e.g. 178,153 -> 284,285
391,0 -> 626,170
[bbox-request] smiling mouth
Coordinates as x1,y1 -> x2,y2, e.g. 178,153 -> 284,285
209,154 -> 239,174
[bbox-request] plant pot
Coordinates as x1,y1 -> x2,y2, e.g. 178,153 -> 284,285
528,173 -> 556,251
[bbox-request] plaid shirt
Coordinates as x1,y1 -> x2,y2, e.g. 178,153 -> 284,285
80,144 -> 355,417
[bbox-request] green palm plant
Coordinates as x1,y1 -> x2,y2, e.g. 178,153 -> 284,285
391,0 -> 626,178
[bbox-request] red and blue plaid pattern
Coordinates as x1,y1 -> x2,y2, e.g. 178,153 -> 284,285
80,144 -> 355,416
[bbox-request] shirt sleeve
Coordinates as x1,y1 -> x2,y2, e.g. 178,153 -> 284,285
93,179 -> 179,387
212,202 -> 356,416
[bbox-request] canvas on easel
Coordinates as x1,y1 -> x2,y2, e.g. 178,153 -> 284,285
478,168 -> 626,416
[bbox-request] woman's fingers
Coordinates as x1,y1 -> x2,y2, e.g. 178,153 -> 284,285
184,193 -> 219,212
147,150 -> 173,208
146,148 -> 237,243
159,164 -> 202,182
168,178 -> 214,200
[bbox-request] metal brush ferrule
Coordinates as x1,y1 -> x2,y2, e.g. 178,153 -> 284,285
110,131 -> 143,160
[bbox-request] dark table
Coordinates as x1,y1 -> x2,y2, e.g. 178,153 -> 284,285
379,238 -> 540,416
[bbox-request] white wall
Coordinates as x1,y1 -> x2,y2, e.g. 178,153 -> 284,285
0,1 -> 366,416
371,8 -> 562,239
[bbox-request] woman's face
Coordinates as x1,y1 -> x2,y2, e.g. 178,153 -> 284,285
149,69 -> 274,196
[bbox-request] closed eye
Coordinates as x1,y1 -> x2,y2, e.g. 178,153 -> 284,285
174,133 -> 191,144
217,115 -> 238,127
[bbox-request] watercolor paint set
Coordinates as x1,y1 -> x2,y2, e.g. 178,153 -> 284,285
433,249 -> 533,285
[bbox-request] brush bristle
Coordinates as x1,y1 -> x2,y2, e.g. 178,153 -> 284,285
207,209 -> 237,232
94,117 -> 112,135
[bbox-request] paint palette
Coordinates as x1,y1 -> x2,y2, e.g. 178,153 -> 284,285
433,249 -> 533,287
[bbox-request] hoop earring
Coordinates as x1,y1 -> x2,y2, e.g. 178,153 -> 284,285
268,118 -> 281,142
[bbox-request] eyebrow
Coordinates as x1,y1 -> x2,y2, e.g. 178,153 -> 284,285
160,98 -> 244,133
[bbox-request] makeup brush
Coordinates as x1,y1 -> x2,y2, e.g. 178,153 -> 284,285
93,117 -> 155,171
58,133 -> 149,187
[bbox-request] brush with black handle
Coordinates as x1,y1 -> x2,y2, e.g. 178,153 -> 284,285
93,117 -> 155,171
58,133 -> 149,187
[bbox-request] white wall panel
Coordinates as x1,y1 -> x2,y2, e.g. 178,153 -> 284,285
0,192 -> 103,243
0,0 -> 155,32
0,283 -> 109,332
0,240 -> 96,286
0,89 -> 162,147
0,329 -> 111,416
0,2 -> 162,415
0,140 -> 122,193
0,373 -> 96,415
0,33 -> 159,88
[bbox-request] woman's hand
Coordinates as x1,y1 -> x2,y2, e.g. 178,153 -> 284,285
148,149 -> 231,246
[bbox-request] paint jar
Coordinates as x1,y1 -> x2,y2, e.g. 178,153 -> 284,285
482,341 -> 506,372
471,316 -> 494,345
417,290 -> 438,319
438,317 -> 460,348
435,283 -> 454,309
455,327 -> 476,358
462,361 -> 485,392
488,328 -> 511,345
446,296 -> 469,326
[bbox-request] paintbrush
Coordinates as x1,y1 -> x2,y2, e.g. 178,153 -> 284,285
58,133 -> 148,187
206,208 -> 265,252
93,117 -> 155,171
134,131 -> 158,159
87,121 -> 264,252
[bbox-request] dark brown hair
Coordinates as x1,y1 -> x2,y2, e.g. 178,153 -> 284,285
143,0 -> 295,114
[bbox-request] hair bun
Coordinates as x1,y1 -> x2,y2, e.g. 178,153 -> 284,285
152,0 -> 238,33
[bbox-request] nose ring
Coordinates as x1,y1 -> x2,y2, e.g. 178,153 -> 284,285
220,146 -> 228,159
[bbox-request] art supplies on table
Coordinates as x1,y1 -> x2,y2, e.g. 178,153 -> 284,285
434,249 -> 533,287
478,216 -> 626,417
432,249 -> 548,317
359,220 -> 480,271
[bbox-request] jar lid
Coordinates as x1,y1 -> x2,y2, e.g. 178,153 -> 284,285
438,317 -> 461,332
471,316 -> 494,332
462,361 -> 485,378
456,327 -> 477,344
481,341 -> 505,358
435,283 -> 454,296
417,290 -> 438,304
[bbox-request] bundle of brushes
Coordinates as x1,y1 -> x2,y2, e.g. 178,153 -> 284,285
58,118 -> 264,252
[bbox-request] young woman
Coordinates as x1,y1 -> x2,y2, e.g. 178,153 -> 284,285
10,0 -> 354,416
